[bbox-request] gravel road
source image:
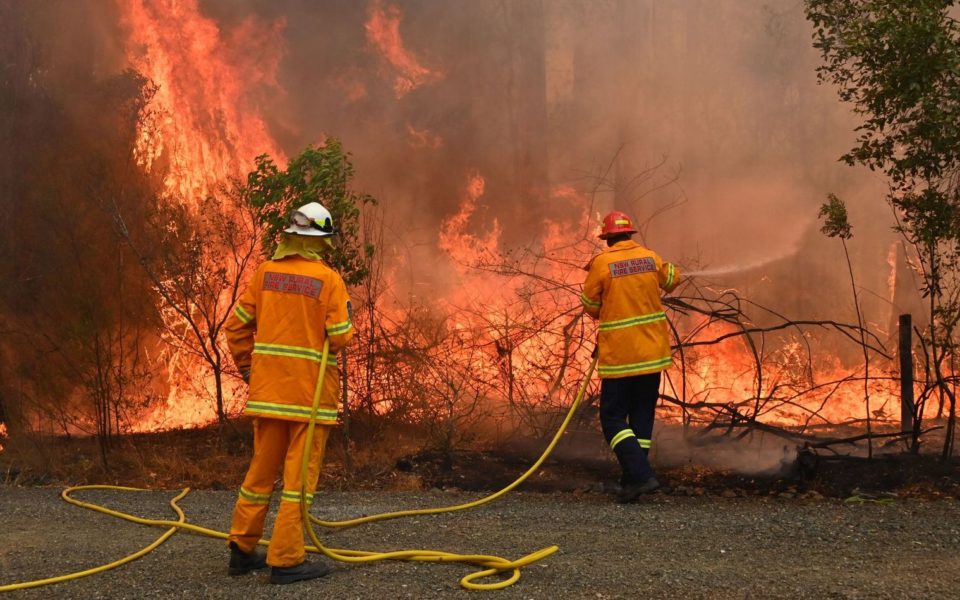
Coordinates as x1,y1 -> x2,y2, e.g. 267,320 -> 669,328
1,486 -> 959,599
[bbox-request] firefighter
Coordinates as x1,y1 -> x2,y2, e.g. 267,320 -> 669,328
581,210 -> 680,503
223,201 -> 354,584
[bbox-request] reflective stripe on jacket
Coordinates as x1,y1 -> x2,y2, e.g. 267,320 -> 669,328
581,240 -> 679,379
225,256 -> 354,423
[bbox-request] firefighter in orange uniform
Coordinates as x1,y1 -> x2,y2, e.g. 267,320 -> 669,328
223,201 -> 354,584
581,211 -> 680,503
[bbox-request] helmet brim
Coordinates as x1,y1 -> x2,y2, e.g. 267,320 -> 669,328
283,225 -> 335,237
598,227 -> 637,239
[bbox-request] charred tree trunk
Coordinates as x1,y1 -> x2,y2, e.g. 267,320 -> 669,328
214,366 -> 225,426
899,314 -> 917,452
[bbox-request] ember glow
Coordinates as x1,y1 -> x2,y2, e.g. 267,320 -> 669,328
0,422 -> 7,452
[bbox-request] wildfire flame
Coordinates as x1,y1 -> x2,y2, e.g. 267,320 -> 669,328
438,172 -> 500,269
333,68 -> 369,104
118,0 -> 287,430
666,320 -> 899,427
109,0 -> 906,439
364,0 -> 443,98
0,422 -> 7,452
406,123 -> 443,149
431,179 -> 903,432
119,0 -> 286,200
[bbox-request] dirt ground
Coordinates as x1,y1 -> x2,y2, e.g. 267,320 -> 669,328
2,486 -> 960,599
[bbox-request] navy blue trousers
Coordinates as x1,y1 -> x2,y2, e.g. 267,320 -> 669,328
599,372 -> 661,484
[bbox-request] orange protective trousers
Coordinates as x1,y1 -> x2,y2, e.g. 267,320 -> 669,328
228,418 -> 331,567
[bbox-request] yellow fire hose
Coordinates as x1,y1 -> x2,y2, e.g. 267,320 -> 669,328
0,342 -> 598,593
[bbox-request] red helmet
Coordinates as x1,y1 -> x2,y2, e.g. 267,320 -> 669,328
599,211 -> 638,239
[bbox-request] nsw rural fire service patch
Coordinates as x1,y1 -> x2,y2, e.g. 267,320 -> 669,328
262,272 -> 324,298
609,257 -> 656,277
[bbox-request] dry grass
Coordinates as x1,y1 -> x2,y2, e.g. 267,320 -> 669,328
6,417 -> 955,500
0,418 -> 431,491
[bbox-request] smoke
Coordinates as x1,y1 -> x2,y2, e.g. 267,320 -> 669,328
32,0 -> 898,330
511,422 -> 796,477
189,0 -> 906,323
653,425 -> 797,476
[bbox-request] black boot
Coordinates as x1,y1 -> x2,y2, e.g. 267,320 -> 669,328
270,560 -> 331,585
228,542 -> 268,576
617,476 -> 660,503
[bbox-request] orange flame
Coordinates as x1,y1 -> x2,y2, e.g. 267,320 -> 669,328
438,172 -> 500,271
119,0 -> 287,430
669,320 -> 900,428
431,178 -> 903,430
111,3 -> 903,437
365,0 -> 443,98
119,0 -> 286,200
0,422 -> 7,452
333,68 -> 369,104
418,178 -> 600,418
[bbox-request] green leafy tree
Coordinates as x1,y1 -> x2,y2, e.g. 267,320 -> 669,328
806,0 -> 960,457
245,140 -> 376,286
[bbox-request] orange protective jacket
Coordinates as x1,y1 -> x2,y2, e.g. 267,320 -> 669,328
581,240 -> 679,379
224,255 -> 353,424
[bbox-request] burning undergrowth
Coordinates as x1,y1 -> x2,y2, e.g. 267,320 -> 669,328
1,0 -> 954,480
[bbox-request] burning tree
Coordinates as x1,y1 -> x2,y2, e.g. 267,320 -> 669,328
805,0 -> 960,457
113,187 -> 261,427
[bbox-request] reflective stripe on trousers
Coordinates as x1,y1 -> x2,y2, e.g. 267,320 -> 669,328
599,372 -> 661,483
228,418 -> 331,568
245,400 -> 338,423
610,429 -> 652,452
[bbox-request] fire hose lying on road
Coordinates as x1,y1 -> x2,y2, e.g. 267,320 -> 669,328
0,341 -> 598,593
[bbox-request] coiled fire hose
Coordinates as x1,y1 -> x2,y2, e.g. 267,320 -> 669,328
0,341 -> 598,593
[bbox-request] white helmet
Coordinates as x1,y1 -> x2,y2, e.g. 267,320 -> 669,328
283,202 -> 336,237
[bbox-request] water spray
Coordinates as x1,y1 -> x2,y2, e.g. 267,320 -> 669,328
685,255 -> 788,278
684,264 -> 755,278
